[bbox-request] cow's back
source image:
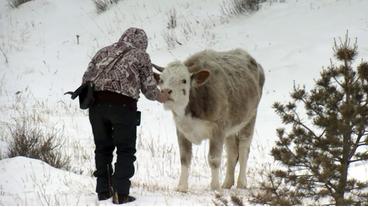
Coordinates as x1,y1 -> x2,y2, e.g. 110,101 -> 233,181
184,49 -> 264,128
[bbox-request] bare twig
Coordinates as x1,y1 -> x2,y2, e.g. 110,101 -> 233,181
0,47 -> 8,64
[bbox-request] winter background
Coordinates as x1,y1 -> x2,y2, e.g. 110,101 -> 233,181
0,0 -> 368,205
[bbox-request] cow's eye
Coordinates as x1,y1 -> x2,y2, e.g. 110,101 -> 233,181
182,79 -> 187,84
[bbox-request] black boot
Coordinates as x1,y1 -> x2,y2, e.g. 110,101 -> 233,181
97,168 -> 113,201
112,192 -> 136,204
98,191 -> 112,201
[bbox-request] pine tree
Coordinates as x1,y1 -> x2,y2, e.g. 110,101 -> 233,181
251,33 -> 368,205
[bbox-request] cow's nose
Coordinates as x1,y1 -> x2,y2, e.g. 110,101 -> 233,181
161,89 -> 172,95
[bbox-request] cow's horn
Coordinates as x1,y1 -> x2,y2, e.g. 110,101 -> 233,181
152,63 -> 164,72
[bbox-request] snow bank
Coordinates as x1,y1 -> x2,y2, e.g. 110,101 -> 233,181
0,156 -> 221,205
0,156 -> 96,205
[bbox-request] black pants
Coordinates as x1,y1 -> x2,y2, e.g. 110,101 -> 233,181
89,103 -> 138,195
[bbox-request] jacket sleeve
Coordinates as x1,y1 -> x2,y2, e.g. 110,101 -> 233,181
138,52 -> 160,101
82,46 -> 109,84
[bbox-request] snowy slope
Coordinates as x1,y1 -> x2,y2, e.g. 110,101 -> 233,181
0,0 -> 368,205
0,157 -> 96,205
0,157 -> 220,205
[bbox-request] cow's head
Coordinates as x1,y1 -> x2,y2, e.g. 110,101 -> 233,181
154,61 -> 210,114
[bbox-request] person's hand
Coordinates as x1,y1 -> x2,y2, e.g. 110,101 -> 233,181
158,90 -> 171,103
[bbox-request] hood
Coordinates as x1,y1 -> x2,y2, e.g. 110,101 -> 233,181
117,27 -> 148,50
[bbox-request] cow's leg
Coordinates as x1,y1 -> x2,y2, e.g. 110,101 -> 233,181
176,130 -> 192,192
208,135 -> 224,191
237,116 -> 256,189
222,135 -> 238,189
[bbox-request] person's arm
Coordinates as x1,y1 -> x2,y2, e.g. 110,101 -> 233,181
138,52 -> 160,100
137,52 -> 170,103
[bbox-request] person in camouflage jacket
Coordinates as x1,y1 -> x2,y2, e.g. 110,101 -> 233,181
83,27 -> 169,204
83,27 -> 159,100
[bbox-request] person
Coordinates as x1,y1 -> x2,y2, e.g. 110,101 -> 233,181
82,27 -> 169,204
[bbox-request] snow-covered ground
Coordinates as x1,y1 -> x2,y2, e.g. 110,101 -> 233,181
0,0 -> 368,205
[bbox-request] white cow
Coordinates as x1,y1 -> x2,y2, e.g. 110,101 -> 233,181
155,49 -> 265,191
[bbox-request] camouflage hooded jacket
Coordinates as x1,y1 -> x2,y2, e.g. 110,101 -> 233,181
82,27 -> 159,101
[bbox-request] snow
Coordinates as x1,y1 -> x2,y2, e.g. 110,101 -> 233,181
0,157 -> 218,205
0,157 -> 96,205
0,0 -> 368,205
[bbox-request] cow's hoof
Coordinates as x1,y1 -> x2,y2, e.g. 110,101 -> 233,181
236,181 -> 247,189
222,181 -> 234,189
211,182 -> 221,191
176,185 -> 188,193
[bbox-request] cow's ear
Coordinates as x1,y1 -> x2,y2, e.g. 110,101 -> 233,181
153,72 -> 161,84
191,70 -> 210,87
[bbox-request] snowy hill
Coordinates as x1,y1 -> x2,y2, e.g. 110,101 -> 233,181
0,157 -> 96,205
0,157 -> 218,205
0,0 -> 368,205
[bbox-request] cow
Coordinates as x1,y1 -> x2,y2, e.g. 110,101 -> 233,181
155,48 -> 265,192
